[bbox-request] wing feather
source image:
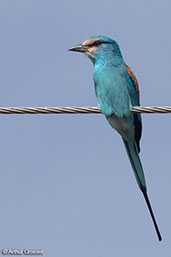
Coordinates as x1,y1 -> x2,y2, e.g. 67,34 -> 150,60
126,65 -> 142,152
126,65 -> 140,104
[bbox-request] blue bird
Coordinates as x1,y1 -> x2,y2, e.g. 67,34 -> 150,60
69,35 -> 162,241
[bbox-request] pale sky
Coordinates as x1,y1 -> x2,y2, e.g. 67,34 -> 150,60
0,0 -> 171,256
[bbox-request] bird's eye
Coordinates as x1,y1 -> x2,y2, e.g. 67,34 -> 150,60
92,41 -> 101,47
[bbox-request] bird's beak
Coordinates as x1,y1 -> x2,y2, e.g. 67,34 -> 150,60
68,44 -> 89,53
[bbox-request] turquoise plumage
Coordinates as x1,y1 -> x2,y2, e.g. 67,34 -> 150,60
69,35 -> 162,241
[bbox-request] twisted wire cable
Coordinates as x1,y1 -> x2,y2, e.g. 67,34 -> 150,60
0,106 -> 170,114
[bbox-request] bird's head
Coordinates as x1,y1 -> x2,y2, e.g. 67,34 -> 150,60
69,35 -> 123,64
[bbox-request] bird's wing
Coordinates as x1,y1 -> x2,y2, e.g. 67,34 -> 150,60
125,64 -> 142,152
126,64 -> 140,104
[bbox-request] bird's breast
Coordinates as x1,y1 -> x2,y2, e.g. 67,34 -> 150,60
93,65 -> 132,117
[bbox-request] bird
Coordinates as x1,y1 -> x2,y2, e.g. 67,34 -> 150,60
69,35 -> 162,241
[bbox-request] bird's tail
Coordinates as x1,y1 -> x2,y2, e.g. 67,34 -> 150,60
123,139 -> 162,241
